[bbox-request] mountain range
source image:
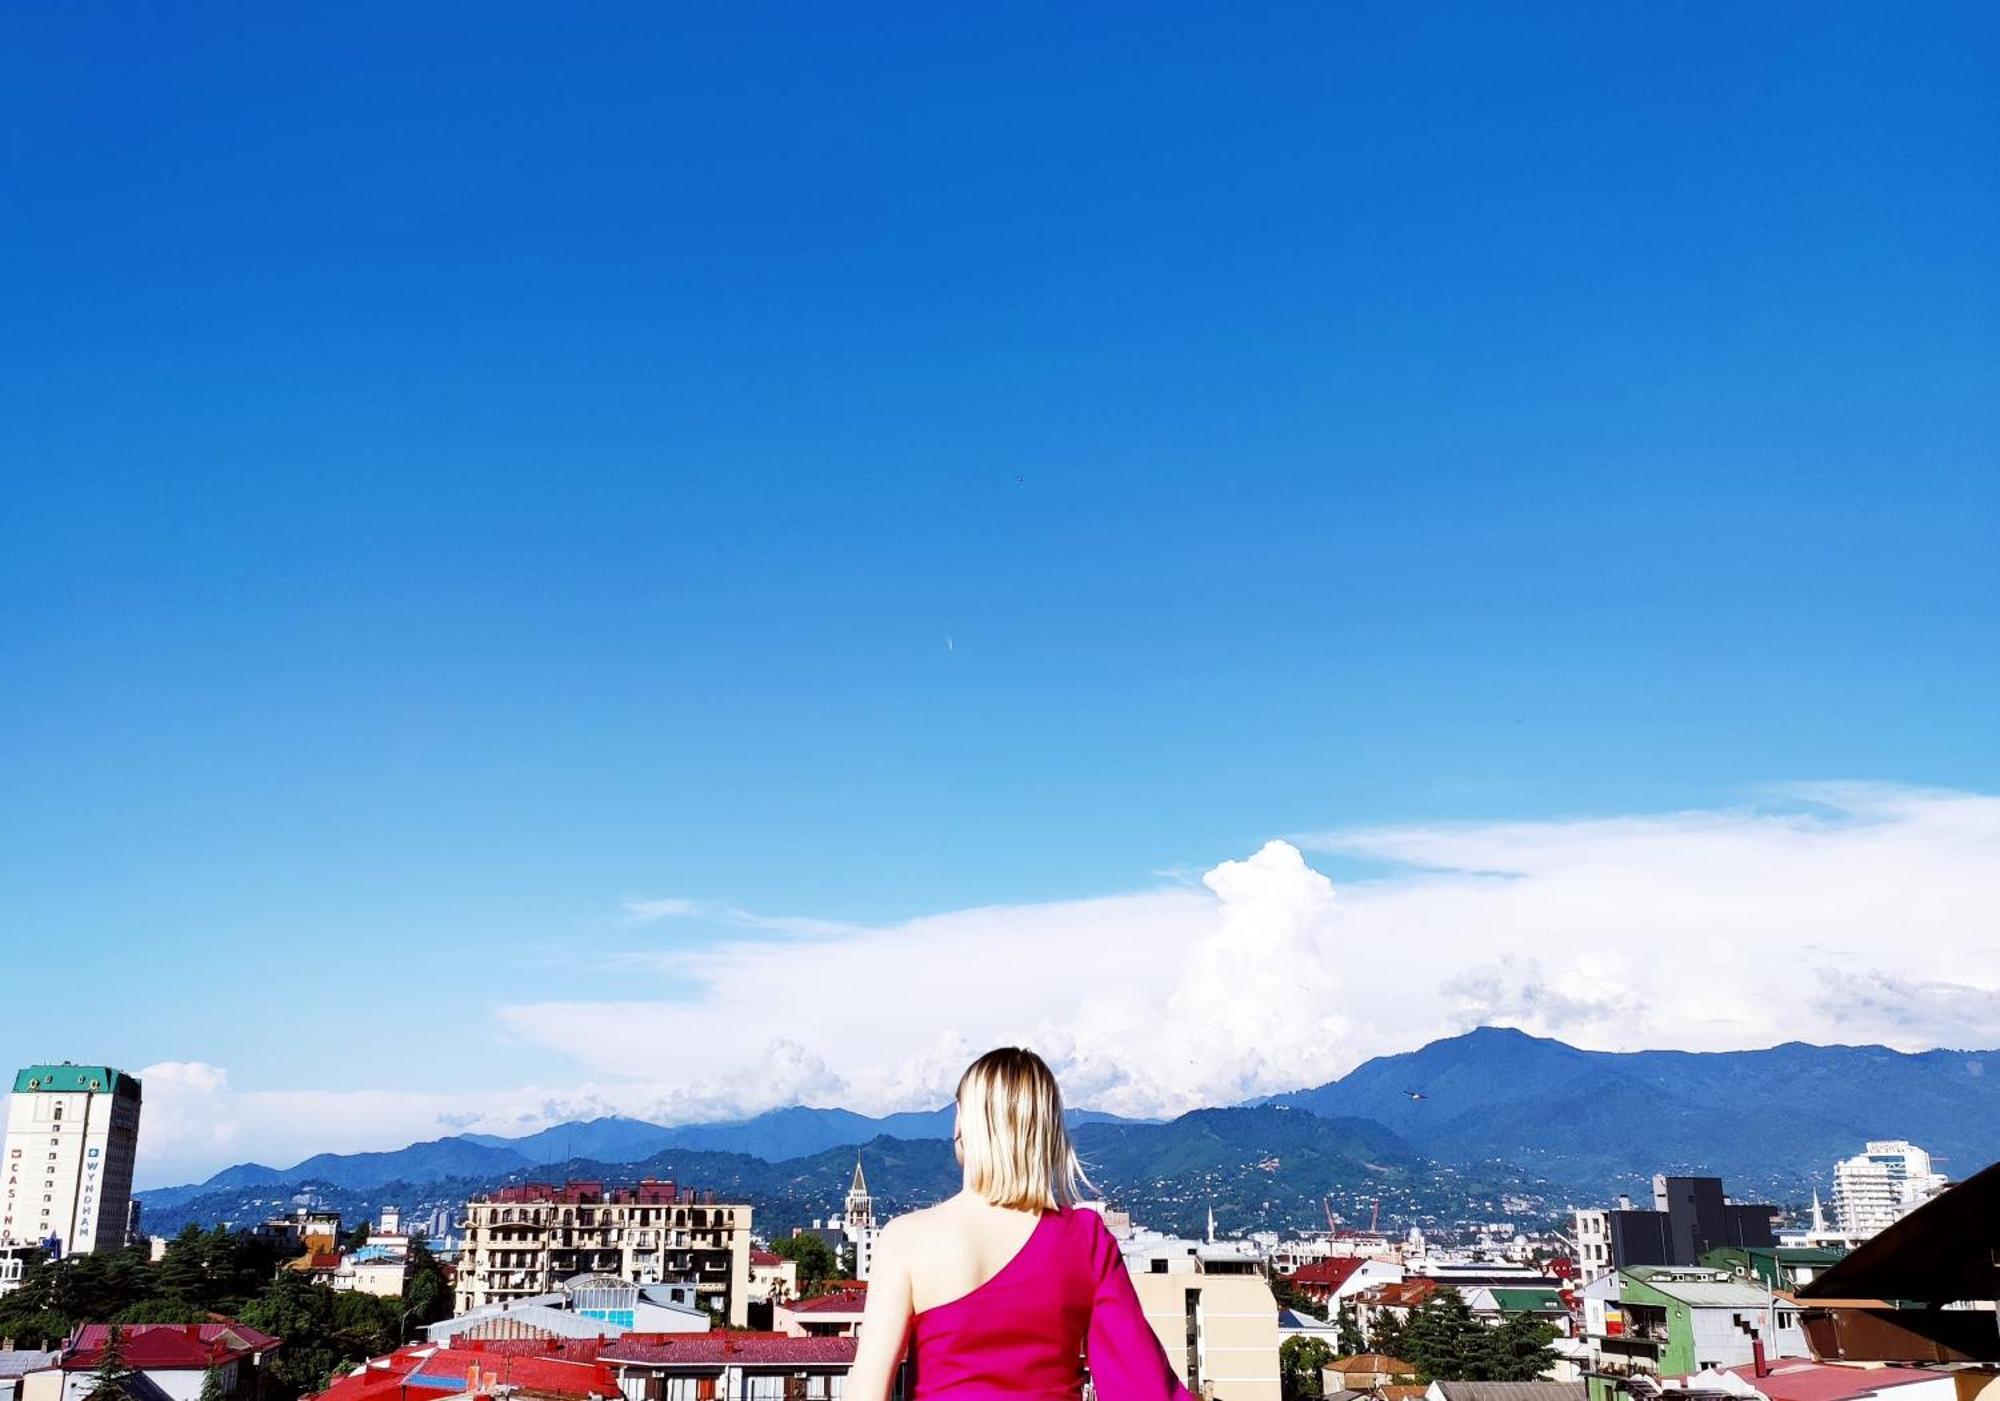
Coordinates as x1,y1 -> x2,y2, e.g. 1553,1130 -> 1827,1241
137,1027 -> 2000,1231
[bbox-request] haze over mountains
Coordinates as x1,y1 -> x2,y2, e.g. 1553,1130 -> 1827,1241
139,1028 -> 2000,1231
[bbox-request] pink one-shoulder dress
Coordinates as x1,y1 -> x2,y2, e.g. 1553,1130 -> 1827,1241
906,1206 -> 1196,1401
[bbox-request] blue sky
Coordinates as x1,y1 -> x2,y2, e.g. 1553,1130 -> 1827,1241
2,3 -> 1996,1181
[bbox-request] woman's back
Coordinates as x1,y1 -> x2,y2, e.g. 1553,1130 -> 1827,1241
842,1048 -> 1194,1401
851,1194 -> 1193,1401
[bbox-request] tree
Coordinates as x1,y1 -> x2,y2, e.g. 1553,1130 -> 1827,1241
1280,1336 -> 1335,1401
1481,1312 -> 1558,1382
1389,1289 -> 1559,1383
199,1365 -> 227,1401
1335,1301 -> 1365,1356
1398,1289 -> 1489,1381
400,1238 -> 450,1338
768,1233 -> 840,1289
88,1325 -> 134,1401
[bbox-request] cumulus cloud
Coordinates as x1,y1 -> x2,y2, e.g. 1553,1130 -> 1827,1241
146,785 -> 2000,1183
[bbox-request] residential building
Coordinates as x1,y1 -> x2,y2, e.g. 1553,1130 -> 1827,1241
1572,1181 -> 1778,1284
28,1322 -> 281,1401
1,1241 -> 50,1297
1121,1232 -> 1281,1401
455,1180 -> 752,1326
774,1288 -> 868,1339
1460,1286 -> 1574,1336
330,1254 -> 410,1299
1578,1268 -> 1807,1401
1322,1354 -> 1418,1392
797,1161 -> 880,1283
1829,1143 -> 1946,1239
2,1065 -> 143,1256
746,1249 -> 799,1305
1291,1257 -> 1404,1311
426,1274 -> 709,1344
1637,1358 -> 1964,1401
0,1352 -> 59,1401
1695,1248 -> 1846,1294
603,1333 -> 863,1401
314,1339 -> 617,1401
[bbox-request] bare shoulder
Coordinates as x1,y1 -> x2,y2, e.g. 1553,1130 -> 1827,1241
879,1200 -> 950,1250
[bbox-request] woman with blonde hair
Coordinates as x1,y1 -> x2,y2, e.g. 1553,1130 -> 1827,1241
846,1047 -> 1194,1401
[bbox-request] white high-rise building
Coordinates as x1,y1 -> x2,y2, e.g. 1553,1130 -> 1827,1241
1830,1139 -> 1946,1237
3,1064 -> 144,1255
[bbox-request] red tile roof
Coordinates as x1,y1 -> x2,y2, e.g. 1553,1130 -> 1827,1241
749,1251 -> 784,1267
783,1288 -> 867,1314
1722,1361 -> 1950,1401
66,1324 -> 280,1372
1326,1355 -> 1417,1375
602,1334 -> 859,1366
313,1342 -> 617,1401
1292,1258 -> 1369,1290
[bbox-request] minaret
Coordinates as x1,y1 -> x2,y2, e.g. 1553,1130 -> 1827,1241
1205,1205 -> 1216,1245
844,1157 -> 877,1280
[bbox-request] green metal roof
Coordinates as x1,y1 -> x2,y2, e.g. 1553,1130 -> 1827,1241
12,1065 -> 140,1095
1489,1288 -> 1566,1312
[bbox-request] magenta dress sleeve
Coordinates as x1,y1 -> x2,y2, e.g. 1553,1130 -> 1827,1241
1084,1215 -> 1198,1401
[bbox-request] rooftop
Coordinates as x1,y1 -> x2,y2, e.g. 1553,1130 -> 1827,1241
65,1323 -> 282,1371
13,1065 -> 140,1096
480,1180 -> 723,1207
601,1334 -> 859,1366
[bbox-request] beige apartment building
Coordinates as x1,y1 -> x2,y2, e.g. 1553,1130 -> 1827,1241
456,1179 -> 753,1325
1120,1232 -> 1281,1401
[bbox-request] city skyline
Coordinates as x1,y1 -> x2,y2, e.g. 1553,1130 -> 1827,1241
3,2 -> 1996,1190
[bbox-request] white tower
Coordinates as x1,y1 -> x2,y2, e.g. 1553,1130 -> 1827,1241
3,1065 -> 143,1255
844,1158 -> 877,1280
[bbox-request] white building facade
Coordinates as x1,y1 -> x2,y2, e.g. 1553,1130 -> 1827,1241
3,1065 -> 142,1256
1830,1140 -> 1946,1237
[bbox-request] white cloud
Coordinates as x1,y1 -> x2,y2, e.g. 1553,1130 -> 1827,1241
144,785 -> 2000,1184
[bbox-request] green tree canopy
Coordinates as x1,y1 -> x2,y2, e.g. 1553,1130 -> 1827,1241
768,1232 -> 841,1288
1280,1336 -> 1336,1401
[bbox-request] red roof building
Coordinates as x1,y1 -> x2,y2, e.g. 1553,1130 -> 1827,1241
600,1334 -> 857,1396
313,1340 -> 620,1401
1290,1257 -> 1369,1304
773,1287 -> 868,1338
65,1323 -> 283,1371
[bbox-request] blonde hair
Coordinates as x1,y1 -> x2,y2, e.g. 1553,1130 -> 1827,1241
955,1047 -> 1089,1211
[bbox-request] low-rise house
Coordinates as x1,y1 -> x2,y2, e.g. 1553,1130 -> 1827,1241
745,1251 -> 798,1305
1355,1279 -> 1441,1346
0,1352 -> 59,1401
40,1324 -> 281,1401
774,1288 -> 868,1339
425,1276 -> 708,1345
1635,1358 -> 1963,1401
601,1333 -> 859,1401
313,1340 -> 617,1401
1580,1268 -> 1807,1401
1460,1286 -> 1575,1336
1278,1306 -> 1345,1349
1695,1250 -> 1847,1296
1322,1353 -> 1419,1392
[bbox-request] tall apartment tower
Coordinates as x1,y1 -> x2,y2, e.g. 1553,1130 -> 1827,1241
3,1065 -> 144,1255
1832,1140 -> 1945,1237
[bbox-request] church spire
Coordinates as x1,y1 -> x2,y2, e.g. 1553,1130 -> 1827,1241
850,1156 -> 868,1198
